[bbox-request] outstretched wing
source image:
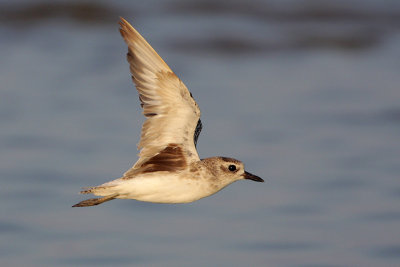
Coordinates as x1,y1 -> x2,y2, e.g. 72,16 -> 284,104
119,18 -> 201,175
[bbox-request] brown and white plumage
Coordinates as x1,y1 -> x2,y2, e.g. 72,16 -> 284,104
73,18 -> 263,207
119,18 -> 201,174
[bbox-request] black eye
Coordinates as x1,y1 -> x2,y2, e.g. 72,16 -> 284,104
228,165 -> 236,171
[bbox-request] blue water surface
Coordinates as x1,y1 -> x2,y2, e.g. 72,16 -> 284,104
1,0 -> 399,266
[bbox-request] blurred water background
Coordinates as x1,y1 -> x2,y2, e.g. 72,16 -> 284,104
1,0 -> 400,266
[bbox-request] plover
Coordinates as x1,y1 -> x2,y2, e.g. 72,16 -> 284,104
73,18 -> 263,207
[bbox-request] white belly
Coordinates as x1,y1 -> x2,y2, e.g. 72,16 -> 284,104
96,173 -> 216,204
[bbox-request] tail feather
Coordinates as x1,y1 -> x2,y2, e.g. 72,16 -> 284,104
72,193 -> 119,207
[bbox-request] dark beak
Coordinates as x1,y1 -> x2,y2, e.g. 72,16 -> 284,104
243,171 -> 264,182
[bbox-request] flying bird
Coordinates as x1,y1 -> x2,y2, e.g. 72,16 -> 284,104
73,18 -> 263,207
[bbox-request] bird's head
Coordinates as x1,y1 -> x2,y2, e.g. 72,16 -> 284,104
202,157 -> 264,188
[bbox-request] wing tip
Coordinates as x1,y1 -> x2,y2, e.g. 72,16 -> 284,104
119,17 -> 135,40
119,16 -> 127,23
119,16 -> 130,28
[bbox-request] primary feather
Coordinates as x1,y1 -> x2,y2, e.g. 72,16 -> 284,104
119,18 -> 201,176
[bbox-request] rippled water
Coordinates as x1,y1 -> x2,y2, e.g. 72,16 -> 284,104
1,0 -> 400,266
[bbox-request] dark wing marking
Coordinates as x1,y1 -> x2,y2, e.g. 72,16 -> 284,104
123,143 -> 187,178
189,91 -> 202,147
194,119 -> 202,147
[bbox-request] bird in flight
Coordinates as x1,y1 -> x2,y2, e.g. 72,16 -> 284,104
73,18 -> 263,207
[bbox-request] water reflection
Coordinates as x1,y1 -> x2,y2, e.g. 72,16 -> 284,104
0,2 -> 119,25
233,241 -> 321,251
